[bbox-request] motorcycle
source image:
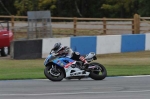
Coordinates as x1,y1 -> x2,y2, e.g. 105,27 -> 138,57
44,51 -> 107,81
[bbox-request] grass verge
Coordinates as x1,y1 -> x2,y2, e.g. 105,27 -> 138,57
0,51 -> 150,80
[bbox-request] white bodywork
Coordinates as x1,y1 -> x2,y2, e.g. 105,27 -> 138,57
64,52 -> 96,78
64,61 -> 90,78
85,52 -> 95,59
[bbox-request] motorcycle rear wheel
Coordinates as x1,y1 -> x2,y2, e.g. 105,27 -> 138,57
89,62 -> 107,80
44,65 -> 65,81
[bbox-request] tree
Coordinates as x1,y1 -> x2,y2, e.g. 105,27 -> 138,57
0,0 -> 16,15
14,0 -> 57,16
101,0 -> 137,18
3,0 -> 150,18
14,0 -> 35,15
38,0 -> 56,9
54,0 -> 106,18
138,0 -> 150,16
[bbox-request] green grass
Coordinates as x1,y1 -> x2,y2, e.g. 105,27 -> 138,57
0,51 -> 150,80
95,51 -> 150,76
0,59 -> 45,80
105,65 -> 150,76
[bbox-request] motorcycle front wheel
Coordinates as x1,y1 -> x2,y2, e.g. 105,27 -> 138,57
44,65 -> 65,81
89,62 -> 107,80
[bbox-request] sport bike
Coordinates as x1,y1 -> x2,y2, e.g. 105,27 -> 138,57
44,51 -> 107,81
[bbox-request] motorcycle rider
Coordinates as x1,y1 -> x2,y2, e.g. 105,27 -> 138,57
51,42 -> 89,69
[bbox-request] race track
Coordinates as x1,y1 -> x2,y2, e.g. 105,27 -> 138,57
0,76 -> 150,99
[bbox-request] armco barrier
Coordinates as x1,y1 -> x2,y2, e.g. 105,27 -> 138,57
96,35 -> 121,54
71,36 -> 97,55
42,37 -> 70,58
11,39 -> 42,59
11,33 -> 150,59
121,34 -> 145,52
146,33 -> 150,50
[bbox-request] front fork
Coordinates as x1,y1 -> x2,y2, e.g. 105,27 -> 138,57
49,65 -> 61,76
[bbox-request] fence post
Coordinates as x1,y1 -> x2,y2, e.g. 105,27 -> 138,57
73,17 -> 77,36
133,14 -> 140,34
137,14 -> 140,33
11,15 -> 14,28
132,20 -> 134,34
11,15 -> 15,33
103,17 -> 106,34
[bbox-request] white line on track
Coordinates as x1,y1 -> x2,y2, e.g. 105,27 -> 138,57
116,75 -> 150,78
1,90 -> 150,96
35,75 -> 150,81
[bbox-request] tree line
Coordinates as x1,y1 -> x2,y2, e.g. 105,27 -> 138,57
0,0 -> 150,18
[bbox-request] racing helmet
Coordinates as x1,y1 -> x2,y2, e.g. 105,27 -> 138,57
52,42 -> 63,53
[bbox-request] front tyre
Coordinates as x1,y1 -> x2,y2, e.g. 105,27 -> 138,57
89,62 -> 107,80
44,65 -> 65,81
1,47 -> 9,57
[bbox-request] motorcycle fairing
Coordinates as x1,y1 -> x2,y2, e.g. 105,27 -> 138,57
53,57 -> 75,67
44,54 -> 53,66
44,54 -> 75,67
44,54 -> 90,78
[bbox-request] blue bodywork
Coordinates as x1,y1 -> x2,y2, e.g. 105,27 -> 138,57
44,54 -> 75,67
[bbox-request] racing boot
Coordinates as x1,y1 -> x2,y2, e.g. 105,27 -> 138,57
79,56 -> 90,72
81,63 -> 90,74
83,63 -> 90,71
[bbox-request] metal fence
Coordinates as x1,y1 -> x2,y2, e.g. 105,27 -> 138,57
27,11 -> 53,39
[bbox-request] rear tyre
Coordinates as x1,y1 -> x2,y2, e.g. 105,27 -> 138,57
1,47 -> 9,57
89,62 -> 107,80
44,65 -> 65,81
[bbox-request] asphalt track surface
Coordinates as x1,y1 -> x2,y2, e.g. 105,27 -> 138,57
0,75 -> 150,99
